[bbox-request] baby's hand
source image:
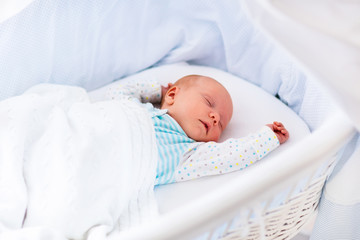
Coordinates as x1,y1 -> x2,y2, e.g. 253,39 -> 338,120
266,121 -> 289,144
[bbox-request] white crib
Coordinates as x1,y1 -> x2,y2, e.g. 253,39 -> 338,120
114,113 -> 355,240
0,1 -> 359,240
111,1 -> 360,239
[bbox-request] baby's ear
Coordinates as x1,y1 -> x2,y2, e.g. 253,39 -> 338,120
163,86 -> 178,105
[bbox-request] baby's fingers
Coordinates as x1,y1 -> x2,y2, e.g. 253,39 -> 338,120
281,128 -> 288,133
283,129 -> 290,139
274,121 -> 284,127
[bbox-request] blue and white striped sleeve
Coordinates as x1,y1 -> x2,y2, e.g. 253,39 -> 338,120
175,126 -> 280,182
104,78 -> 162,103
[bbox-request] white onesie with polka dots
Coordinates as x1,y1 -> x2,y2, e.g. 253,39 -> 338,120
176,127 -> 279,182
104,78 -> 280,184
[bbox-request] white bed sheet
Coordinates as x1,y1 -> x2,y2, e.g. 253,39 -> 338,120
89,63 -> 311,214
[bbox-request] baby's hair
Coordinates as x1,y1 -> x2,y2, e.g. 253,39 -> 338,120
160,75 -> 204,108
161,74 -> 231,110
174,74 -> 218,89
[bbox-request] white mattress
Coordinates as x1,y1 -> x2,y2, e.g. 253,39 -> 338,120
89,63 -> 311,214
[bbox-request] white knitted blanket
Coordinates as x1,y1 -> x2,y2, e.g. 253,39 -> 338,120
0,84 -> 158,240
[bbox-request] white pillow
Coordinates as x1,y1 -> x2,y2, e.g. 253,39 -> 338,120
89,63 -> 310,213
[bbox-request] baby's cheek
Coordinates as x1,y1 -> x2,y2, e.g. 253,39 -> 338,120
211,131 -> 221,142
187,126 -> 203,141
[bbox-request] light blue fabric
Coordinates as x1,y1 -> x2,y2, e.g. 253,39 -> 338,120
0,0 -> 304,117
310,134 -> 360,240
311,198 -> 360,240
0,0 -> 357,238
145,105 -> 195,185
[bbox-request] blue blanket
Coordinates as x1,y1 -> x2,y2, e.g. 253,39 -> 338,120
0,0 -> 358,239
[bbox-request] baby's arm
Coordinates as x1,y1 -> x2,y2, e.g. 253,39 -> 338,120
175,126 -> 280,182
105,78 -> 162,103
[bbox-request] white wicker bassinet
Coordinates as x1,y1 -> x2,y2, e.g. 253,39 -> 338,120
114,114 -> 356,240
221,159 -> 332,240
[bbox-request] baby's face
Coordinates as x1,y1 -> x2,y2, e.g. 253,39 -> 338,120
163,76 -> 233,142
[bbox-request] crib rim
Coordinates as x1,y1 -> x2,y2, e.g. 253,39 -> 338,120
110,112 -> 357,240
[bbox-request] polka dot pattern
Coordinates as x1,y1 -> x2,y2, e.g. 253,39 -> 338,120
175,126 -> 280,182
105,78 -> 161,104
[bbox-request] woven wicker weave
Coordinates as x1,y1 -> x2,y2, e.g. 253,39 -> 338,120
219,157 -> 335,240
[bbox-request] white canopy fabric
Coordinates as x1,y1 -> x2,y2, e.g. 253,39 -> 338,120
243,0 -> 360,131
0,0 -> 35,23
243,1 -> 360,239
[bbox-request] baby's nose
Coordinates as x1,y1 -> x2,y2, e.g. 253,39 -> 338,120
210,112 -> 220,125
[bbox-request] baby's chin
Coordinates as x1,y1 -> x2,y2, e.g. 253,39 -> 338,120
189,134 -> 219,143
186,133 -> 205,142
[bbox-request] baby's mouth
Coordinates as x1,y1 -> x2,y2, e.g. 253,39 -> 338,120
200,120 -> 209,134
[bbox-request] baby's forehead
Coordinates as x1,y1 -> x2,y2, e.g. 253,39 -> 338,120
179,75 -> 232,103
193,76 -> 223,89
197,78 -> 231,97
196,78 -> 233,110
